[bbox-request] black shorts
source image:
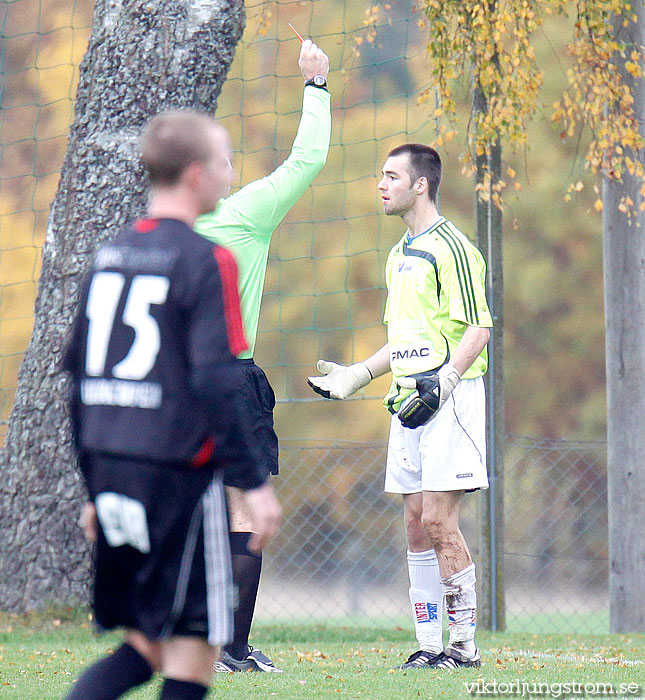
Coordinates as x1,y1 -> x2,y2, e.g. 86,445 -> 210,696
86,454 -> 233,645
222,359 -> 278,484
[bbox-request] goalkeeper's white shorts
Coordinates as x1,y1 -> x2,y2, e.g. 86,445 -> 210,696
384,377 -> 489,494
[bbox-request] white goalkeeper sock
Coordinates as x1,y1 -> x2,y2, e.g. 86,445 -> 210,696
442,563 -> 477,658
407,549 -> 443,654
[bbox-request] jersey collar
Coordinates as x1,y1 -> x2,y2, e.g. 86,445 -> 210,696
406,217 -> 446,244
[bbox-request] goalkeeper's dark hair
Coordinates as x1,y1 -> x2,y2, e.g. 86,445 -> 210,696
388,143 -> 442,203
141,110 -> 219,186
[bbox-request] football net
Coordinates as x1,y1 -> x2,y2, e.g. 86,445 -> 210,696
0,0 -> 439,444
0,0 -> 612,633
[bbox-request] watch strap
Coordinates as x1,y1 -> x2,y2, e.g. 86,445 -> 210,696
305,76 -> 328,91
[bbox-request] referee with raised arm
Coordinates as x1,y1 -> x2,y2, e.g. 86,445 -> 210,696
196,37 -> 331,673
309,144 -> 492,671
63,110 -> 281,700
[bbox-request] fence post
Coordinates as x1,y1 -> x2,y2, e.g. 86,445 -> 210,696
475,141 -> 506,632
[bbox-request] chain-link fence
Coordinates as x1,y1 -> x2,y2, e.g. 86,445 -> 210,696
503,437 -> 608,633
0,422 -> 612,633
1,0 -> 610,635
254,437 -> 608,634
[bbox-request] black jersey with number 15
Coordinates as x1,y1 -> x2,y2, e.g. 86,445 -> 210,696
64,218 -> 264,488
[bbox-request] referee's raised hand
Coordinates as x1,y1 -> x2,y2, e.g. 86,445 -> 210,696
299,39 -> 329,83
244,483 -> 282,553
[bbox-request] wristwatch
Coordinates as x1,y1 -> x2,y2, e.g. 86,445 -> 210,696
305,74 -> 327,89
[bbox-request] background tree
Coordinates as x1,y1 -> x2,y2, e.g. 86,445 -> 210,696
0,0 -> 245,612
415,0 -> 644,631
0,0 -> 630,628
602,4 -> 645,632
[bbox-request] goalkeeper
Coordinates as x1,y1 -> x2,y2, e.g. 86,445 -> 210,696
309,144 -> 492,670
196,38 -> 331,673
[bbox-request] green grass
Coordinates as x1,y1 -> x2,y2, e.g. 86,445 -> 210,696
1,610 -> 643,699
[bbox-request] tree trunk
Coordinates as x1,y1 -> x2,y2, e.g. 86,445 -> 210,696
0,0 -> 245,613
603,3 -> 645,633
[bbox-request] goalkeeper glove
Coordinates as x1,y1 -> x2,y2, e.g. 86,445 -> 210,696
397,363 -> 461,429
307,360 -> 372,400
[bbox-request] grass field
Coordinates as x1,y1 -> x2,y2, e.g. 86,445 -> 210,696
1,610 -> 643,699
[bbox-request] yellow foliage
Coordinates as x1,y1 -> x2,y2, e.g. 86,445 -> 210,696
0,0 -> 93,434
0,0 -> 621,443
417,0 -> 644,212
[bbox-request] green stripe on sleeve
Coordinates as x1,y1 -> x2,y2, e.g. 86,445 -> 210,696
436,224 -> 480,325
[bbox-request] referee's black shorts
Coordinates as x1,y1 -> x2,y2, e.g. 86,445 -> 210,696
86,454 -> 234,646
222,359 -> 279,484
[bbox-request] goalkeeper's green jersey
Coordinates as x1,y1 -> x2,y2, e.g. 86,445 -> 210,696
195,87 -> 331,358
383,216 -> 493,413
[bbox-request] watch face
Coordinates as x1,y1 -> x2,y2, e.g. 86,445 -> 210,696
313,75 -> 326,86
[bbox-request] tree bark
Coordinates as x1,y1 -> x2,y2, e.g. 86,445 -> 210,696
0,0 -> 245,612
604,3 -> 645,633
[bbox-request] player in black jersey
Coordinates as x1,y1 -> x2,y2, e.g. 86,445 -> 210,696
63,110 -> 281,700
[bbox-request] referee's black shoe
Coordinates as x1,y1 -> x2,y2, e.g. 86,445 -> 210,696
213,646 -> 283,673
395,649 -> 444,670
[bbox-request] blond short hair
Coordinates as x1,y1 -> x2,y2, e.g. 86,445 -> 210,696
141,110 -> 219,185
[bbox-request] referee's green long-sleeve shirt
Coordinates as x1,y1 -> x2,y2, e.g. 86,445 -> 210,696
195,86 -> 332,358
